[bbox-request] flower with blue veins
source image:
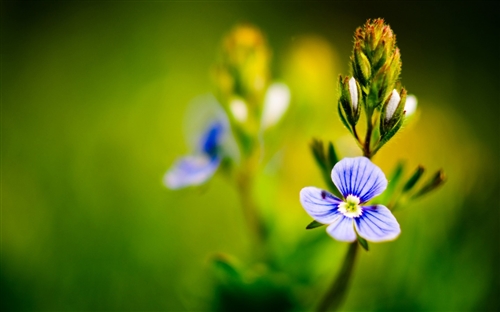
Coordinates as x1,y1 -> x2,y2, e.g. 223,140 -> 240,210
300,157 -> 400,242
164,120 -> 226,189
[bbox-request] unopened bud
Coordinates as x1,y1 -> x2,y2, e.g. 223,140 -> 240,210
353,44 -> 372,85
385,89 -> 400,121
380,88 -> 407,138
338,75 -> 361,126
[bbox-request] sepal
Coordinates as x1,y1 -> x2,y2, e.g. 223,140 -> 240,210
306,220 -> 326,230
357,234 -> 369,251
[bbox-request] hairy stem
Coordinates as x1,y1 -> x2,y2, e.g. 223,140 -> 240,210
363,111 -> 374,158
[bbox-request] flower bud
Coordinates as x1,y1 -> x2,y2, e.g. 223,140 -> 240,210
380,88 -> 407,136
352,43 -> 371,85
385,89 -> 400,122
338,75 -> 361,127
348,77 -> 358,110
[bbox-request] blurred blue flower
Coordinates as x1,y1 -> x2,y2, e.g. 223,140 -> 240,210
164,120 -> 226,189
300,157 -> 400,242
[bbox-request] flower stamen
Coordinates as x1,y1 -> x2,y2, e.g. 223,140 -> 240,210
338,195 -> 362,218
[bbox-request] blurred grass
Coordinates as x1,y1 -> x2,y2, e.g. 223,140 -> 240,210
2,1 -> 499,311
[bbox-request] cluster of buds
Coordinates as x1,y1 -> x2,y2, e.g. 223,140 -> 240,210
213,24 -> 271,139
338,18 -> 416,157
213,24 -> 291,158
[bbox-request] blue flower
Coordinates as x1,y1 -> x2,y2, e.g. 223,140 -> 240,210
300,157 -> 400,242
163,120 -> 226,189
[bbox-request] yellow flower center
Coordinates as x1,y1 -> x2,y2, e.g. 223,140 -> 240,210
338,195 -> 362,218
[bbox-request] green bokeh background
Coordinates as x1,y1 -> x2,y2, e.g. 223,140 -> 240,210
2,1 -> 499,311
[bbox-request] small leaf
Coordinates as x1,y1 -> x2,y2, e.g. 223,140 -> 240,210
310,139 -> 327,170
402,166 -> 425,193
372,113 -> 404,155
357,235 -> 369,251
412,170 -> 446,199
327,142 -> 339,169
310,139 -> 342,198
306,220 -> 326,230
383,161 -> 405,199
211,254 -> 242,283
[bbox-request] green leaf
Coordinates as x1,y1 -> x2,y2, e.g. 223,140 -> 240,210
327,142 -> 339,169
372,114 -> 404,155
402,166 -> 425,193
310,139 -> 327,171
411,170 -> 446,199
211,254 -> 242,283
357,235 -> 369,251
309,139 -> 342,198
306,220 -> 326,230
325,142 -> 343,197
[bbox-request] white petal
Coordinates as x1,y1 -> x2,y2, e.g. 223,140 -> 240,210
261,83 -> 291,129
405,95 -> 418,117
385,89 -> 400,121
348,77 -> 358,110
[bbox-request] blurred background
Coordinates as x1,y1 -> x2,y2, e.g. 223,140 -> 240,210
2,1 -> 499,311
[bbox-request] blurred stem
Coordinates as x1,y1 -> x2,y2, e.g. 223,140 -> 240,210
317,242 -> 359,312
235,159 -> 266,250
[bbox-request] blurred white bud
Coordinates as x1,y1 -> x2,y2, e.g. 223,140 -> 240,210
404,95 -> 418,117
385,89 -> 400,121
261,83 -> 291,129
348,77 -> 358,110
229,98 -> 248,122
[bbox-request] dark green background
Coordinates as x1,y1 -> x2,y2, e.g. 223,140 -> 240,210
2,1 -> 499,311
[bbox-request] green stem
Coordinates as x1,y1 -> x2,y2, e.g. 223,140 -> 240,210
352,125 -> 364,150
363,111 -> 374,158
317,242 -> 359,312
